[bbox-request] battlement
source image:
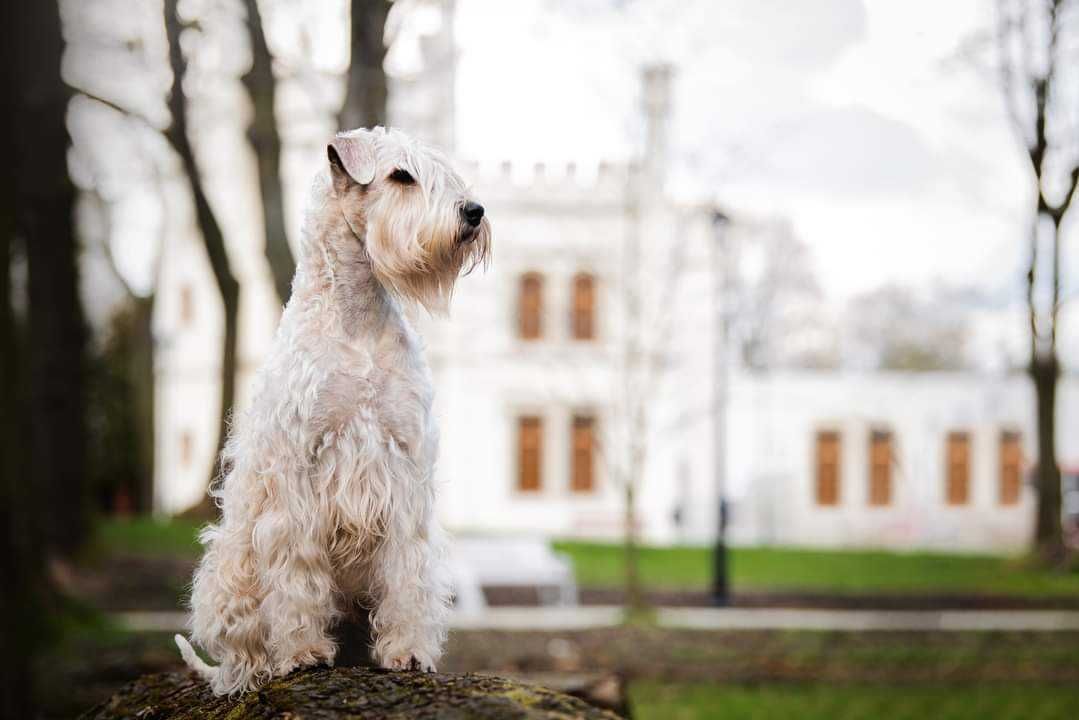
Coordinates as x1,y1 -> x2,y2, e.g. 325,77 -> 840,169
457,158 -> 640,207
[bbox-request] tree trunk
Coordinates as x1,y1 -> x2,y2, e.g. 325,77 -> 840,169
164,0 -> 241,495
0,161 -> 37,720
1031,353 -> 1064,560
242,0 -> 295,307
131,296 -> 156,513
624,479 -> 643,612
1027,206 -> 1067,563
81,667 -> 619,719
339,0 -> 390,130
5,0 -> 80,713
17,0 -> 89,558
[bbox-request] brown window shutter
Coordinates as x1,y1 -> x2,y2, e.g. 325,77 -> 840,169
869,430 -> 892,506
816,431 -> 841,506
519,274 -> 543,340
180,431 -> 193,467
571,273 -> 595,340
571,415 -> 595,492
1000,431 -> 1021,505
180,284 -> 195,327
518,416 -> 543,492
946,432 -> 970,505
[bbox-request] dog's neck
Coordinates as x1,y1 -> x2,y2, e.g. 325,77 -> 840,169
293,203 -> 399,339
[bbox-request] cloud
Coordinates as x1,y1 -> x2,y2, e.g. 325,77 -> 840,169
756,105 -> 941,195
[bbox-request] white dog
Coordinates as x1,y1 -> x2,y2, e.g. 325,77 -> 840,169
175,127 -> 490,696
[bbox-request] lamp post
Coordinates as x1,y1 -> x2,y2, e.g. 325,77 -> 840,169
711,210 -> 731,606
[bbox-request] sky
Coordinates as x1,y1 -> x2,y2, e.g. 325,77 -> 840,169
68,0 -> 1079,368
451,0 -> 1079,366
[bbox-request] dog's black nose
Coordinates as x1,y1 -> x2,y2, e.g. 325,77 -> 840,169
462,201 -> 484,227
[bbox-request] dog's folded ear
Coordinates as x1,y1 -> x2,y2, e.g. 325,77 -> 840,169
328,131 -> 376,194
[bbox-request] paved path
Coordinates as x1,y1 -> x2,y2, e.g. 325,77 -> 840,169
114,607 -> 1079,633
656,607 -> 1079,631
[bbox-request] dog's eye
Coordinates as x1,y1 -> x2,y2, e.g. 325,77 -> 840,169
389,168 -> 415,185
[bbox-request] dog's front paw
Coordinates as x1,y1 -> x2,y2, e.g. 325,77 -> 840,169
384,653 -> 436,672
275,641 -> 336,677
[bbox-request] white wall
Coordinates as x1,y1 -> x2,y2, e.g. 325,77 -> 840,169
725,372 -> 1059,552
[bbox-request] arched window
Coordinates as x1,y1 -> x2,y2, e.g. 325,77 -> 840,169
571,273 -> 596,340
946,431 -> 971,505
815,430 -> 841,506
518,273 -> 543,340
517,416 -> 543,492
571,414 -> 596,493
1000,431 -> 1022,505
868,429 -> 893,507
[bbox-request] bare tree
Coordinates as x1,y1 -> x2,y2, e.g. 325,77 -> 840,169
1,59 -> 34,714
340,0 -> 391,129
16,0 -> 90,557
243,0 -> 295,306
4,0 -> 86,711
727,223 -> 829,372
164,0 -> 242,490
995,0 -> 1079,561
845,285 -> 971,372
540,66 -> 713,612
0,209 -> 33,720
602,183 -> 699,612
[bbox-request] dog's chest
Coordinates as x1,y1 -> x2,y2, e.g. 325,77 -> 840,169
312,330 -> 432,445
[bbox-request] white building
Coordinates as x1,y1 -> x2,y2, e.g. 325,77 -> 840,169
152,1 -> 1077,553
418,157 -> 1079,552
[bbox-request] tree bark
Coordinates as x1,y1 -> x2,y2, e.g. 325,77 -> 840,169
339,0 -> 390,130
5,0 -> 81,713
17,0 -> 90,557
0,150 -> 36,720
1027,211 -> 1067,562
1031,357 -> 1063,559
164,0 -> 241,494
623,480 -> 643,612
131,296 -> 156,512
242,0 -> 295,307
81,667 -> 619,719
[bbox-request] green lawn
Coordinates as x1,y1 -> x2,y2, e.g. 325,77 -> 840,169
94,516 -> 203,557
94,519 -> 1079,598
629,682 -> 1079,720
553,541 -> 1079,597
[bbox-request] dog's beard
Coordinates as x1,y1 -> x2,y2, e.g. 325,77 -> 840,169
365,208 -> 490,315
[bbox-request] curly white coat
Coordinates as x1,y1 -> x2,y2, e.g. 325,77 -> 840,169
175,127 -> 491,696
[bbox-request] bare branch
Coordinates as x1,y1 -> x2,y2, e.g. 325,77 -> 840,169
1028,215 -> 1040,356
641,213 -> 692,393
996,0 -> 1034,150
71,89 -> 162,134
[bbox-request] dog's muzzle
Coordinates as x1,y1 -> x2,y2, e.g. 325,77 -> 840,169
458,202 -> 484,243
461,202 -> 484,227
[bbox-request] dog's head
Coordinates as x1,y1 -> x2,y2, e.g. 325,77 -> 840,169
326,126 -> 491,312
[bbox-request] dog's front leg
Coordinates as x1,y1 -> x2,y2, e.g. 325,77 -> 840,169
368,481 -> 452,672
257,509 -> 340,677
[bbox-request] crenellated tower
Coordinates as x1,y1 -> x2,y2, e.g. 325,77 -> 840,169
386,0 -> 456,151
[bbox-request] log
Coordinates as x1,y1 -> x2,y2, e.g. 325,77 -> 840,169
80,666 -> 620,719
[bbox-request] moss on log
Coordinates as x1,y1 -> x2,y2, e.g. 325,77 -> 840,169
80,666 -> 620,719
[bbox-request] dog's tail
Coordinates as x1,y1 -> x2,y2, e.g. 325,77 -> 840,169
175,634 -> 219,684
